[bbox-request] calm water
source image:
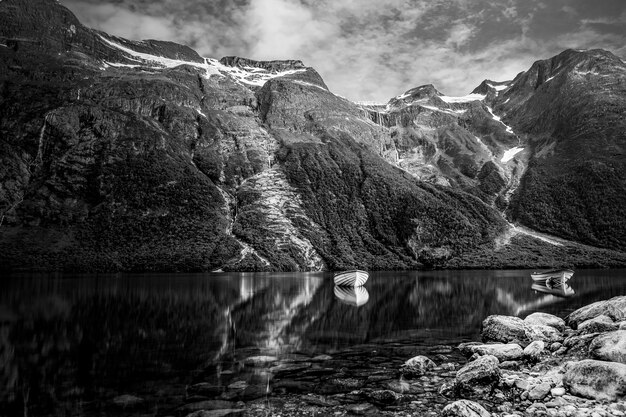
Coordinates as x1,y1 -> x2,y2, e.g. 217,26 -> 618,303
2,269 -> 626,415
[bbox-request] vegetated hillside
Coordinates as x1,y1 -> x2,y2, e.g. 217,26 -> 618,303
491,49 -> 626,251
0,0 -> 508,272
1,0 -> 625,272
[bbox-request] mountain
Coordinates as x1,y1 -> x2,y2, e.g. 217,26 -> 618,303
1,0 -> 625,272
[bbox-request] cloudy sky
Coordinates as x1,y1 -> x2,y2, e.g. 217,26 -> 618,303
61,0 -> 626,102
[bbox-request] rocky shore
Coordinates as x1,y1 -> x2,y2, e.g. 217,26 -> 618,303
129,296 -> 626,417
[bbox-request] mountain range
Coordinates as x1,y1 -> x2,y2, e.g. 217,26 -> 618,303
1,0 -> 625,272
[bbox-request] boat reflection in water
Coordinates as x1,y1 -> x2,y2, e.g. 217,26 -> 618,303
333,285 -> 370,307
531,278 -> 576,298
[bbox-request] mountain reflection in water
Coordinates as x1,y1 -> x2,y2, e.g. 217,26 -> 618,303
2,269 -> 626,415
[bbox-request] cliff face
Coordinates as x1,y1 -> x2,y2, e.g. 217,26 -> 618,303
0,0 -> 625,272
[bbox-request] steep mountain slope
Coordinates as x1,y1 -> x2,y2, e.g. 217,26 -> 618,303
0,0 -> 511,272
1,0 -> 625,272
487,49 -> 626,251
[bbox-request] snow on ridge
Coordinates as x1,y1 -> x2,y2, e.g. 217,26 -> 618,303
289,79 -> 327,91
420,104 -> 466,115
439,93 -> 486,103
501,146 -> 523,163
487,83 -> 508,91
99,35 -> 307,86
545,75 -> 556,83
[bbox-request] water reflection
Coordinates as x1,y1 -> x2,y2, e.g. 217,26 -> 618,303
1,269 -> 626,416
531,279 -> 576,297
333,286 -> 370,307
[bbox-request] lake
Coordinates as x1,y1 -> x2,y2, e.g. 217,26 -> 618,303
2,269 -> 626,416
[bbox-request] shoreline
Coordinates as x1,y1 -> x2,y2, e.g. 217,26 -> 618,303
164,296 -> 626,417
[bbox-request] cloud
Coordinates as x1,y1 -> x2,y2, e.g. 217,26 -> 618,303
60,0 -> 626,102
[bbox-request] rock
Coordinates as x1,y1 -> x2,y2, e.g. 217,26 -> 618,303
589,330 -> 626,364
400,355 -> 436,377
346,403 -> 377,415
457,342 -> 483,356
188,383 -> 225,397
317,378 -> 364,394
243,355 -> 278,366
185,410 -> 245,417
550,342 -> 563,352
514,379 -> 530,390
499,361 -> 520,369
464,343 -> 524,361
442,400 -> 491,417
563,359 -> 626,401
524,312 -> 566,332
528,382 -> 551,400
563,333 -> 600,354
482,315 -> 527,343
523,340 -> 545,360
524,324 -> 563,343
567,296 -> 626,328
112,394 -> 143,408
551,387 -> 566,396
178,400 -> 235,412
455,355 -> 500,393
367,389 -> 401,405
577,315 -> 619,335
238,385 -> 269,401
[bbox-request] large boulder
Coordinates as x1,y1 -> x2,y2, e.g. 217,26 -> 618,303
455,355 -> 500,394
524,312 -> 566,332
567,296 -> 626,329
481,315 -> 526,343
589,330 -> 626,364
442,400 -> 491,417
563,359 -> 626,401
400,355 -> 436,378
464,343 -> 524,361
524,324 -> 564,343
577,315 -> 619,335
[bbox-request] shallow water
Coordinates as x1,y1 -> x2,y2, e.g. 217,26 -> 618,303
1,269 -> 626,415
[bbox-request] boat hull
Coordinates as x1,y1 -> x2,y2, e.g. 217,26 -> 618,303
333,270 -> 369,287
531,269 -> 574,282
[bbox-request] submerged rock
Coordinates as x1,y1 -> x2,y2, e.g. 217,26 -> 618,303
400,355 -> 436,377
442,400 -> 491,417
563,359 -> 626,401
589,330 -> 626,364
112,394 -> 144,408
481,316 -> 526,343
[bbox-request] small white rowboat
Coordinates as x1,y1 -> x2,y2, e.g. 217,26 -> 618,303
531,269 -> 574,282
333,270 -> 369,287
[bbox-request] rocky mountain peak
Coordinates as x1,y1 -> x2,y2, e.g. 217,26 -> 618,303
219,56 -> 306,72
506,48 -> 625,93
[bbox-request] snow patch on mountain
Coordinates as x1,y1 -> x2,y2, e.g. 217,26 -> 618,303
501,147 -> 524,163
439,93 -> 486,103
420,104 -> 467,115
99,35 -> 307,86
486,106 -> 514,134
487,83 -> 509,91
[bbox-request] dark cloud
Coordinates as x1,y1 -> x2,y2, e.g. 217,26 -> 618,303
60,0 -> 626,101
